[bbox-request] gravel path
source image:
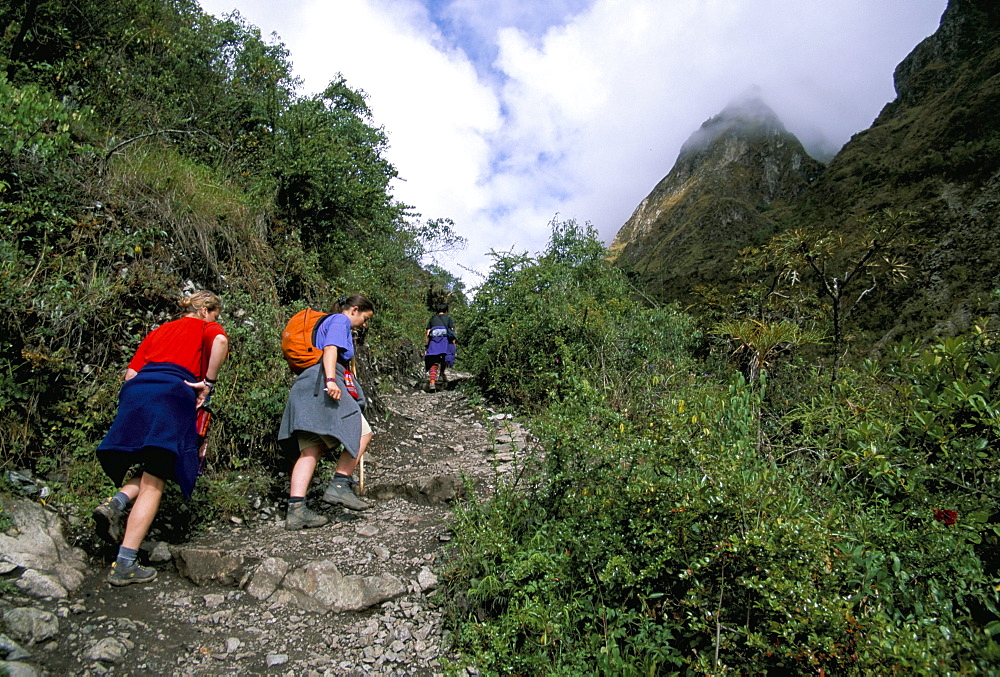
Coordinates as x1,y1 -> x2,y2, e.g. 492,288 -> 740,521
11,376 -> 534,676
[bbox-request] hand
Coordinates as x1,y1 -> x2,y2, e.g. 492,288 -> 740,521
325,382 -> 342,400
185,380 -> 213,408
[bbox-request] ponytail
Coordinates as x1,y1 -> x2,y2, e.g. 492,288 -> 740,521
179,291 -> 223,315
331,294 -> 374,314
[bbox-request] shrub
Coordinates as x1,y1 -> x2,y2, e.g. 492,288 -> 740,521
444,236 -> 1000,673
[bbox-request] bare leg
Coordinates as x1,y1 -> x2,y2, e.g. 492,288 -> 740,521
334,432 -> 371,476
119,476 -> 141,502
290,444 -> 325,497
120,473 -> 166,550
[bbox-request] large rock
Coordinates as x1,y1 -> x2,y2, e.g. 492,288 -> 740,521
0,661 -> 41,677
244,557 -> 289,601
0,499 -> 88,599
174,547 -> 245,586
0,633 -> 31,661
85,637 -> 133,663
280,560 -> 405,612
365,474 -> 463,506
2,608 -> 58,646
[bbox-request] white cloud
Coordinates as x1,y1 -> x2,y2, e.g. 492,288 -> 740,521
479,0 -> 945,248
198,0 -> 947,285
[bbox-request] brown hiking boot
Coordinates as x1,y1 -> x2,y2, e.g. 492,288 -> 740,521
321,477 -> 368,511
285,502 -> 329,530
93,497 -> 125,544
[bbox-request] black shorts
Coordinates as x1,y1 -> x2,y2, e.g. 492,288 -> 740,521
425,354 -> 447,369
97,447 -> 176,487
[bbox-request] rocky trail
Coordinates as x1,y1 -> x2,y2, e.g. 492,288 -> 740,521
1,375 -> 535,676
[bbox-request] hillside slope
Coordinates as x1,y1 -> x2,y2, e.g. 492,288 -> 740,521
808,0 -> 1000,337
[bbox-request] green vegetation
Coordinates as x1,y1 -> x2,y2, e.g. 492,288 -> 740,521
443,219 -> 1000,673
4,0 -> 999,673
462,219 -> 699,411
0,0 -> 454,516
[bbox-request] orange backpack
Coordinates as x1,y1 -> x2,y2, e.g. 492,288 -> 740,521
281,309 -> 330,373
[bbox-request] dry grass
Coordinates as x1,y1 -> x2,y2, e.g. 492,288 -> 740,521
103,141 -> 270,281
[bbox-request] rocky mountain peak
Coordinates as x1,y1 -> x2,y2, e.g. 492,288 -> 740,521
615,0 -> 1000,339
609,92 -> 822,303
893,0 -> 1000,105
678,88 -> 788,159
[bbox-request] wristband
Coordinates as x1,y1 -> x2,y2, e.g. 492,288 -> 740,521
205,377 -> 218,385
326,377 -> 336,383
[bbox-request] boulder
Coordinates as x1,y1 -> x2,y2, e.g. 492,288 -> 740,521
0,499 -> 88,599
2,608 -> 58,646
174,547 -> 245,586
244,557 -> 289,601
280,560 -> 405,612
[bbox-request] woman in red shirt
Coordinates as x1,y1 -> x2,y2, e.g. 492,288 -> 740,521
93,291 -> 229,586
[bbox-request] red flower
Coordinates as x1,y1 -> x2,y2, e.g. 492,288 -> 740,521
932,509 -> 958,526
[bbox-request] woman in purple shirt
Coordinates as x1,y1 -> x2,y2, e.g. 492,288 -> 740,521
278,295 -> 375,529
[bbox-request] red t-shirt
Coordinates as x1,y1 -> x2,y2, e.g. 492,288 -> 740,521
128,317 -> 227,379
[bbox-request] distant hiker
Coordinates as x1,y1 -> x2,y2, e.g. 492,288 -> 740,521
424,302 -> 456,392
278,294 -> 374,529
93,291 -> 230,586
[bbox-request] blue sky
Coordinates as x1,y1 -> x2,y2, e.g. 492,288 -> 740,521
197,0 -> 948,287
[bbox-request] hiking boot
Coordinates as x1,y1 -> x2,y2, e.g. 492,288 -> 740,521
93,497 -> 124,545
321,477 -> 369,511
428,380 -> 436,393
285,502 -> 329,530
107,560 -> 157,587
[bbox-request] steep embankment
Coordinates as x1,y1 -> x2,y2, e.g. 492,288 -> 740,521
803,0 -> 1000,337
1,379 -> 532,675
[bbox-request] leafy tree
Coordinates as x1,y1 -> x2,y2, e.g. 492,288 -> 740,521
406,216 -> 467,262
463,218 -> 699,409
275,77 -> 405,247
737,209 -> 917,377
0,0 -> 438,511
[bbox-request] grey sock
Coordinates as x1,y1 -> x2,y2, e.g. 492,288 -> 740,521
116,546 -> 138,566
111,492 -> 130,511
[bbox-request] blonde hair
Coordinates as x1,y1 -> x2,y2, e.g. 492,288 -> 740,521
179,291 -> 223,315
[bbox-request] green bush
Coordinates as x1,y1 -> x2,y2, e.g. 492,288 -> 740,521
444,229 -> 1000,673
462,218 -> 700,411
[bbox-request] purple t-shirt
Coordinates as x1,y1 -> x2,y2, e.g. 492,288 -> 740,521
314,313 -> 354,362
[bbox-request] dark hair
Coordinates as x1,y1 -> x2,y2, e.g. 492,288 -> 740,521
435,302 -> 449,313
332,294 -> 375,314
